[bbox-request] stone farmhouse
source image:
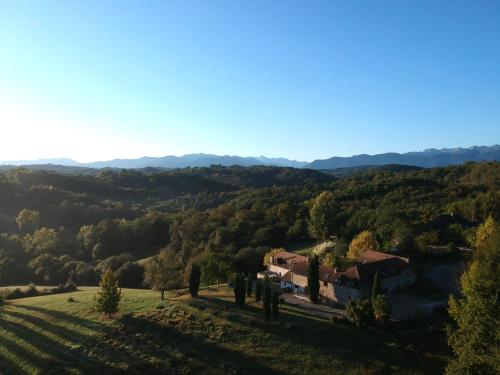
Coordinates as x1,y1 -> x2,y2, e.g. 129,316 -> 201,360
260,249 -> 416,305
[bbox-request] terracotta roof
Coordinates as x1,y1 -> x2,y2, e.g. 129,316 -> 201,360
336,250 -> 412,286
272,251 -> 308,265
281,271 -> 292,282
282,260 -> 338,284
357,250 -> 409,264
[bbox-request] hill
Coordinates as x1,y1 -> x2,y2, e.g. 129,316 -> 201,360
306,145 -> 500,169
0,286 -> 448,374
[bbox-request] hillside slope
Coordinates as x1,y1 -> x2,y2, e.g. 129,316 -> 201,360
0,286 -> 448,374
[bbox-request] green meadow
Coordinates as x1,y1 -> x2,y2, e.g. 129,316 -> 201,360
0,286 -> 448,374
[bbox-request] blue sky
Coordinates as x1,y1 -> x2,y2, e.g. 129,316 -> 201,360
0,1 -> 499,162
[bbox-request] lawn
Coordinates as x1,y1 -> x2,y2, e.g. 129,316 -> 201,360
0,286 -> 448,374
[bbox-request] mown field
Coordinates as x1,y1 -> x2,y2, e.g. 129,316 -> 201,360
0,286 -> 448,374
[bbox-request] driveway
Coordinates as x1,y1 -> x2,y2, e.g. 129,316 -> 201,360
280,293 -> 346,319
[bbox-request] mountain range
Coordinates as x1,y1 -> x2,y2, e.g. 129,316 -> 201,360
1,145 -> 499,170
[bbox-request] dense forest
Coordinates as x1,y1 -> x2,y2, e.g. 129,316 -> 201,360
0,162 -> 498,289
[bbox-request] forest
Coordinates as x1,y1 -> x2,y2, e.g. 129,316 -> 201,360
0,162 -> 498,289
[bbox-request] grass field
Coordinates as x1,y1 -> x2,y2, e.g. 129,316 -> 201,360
0,286 -> 448,374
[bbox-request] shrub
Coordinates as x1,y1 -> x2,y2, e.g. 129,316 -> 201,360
346,299 -> 374,326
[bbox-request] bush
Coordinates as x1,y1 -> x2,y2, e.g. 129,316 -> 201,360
346,299 -> 374,326
50,282 -> 78,295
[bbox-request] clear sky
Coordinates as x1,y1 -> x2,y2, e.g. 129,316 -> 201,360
0,1 -> 499,162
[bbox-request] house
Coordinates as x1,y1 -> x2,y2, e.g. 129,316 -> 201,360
262,249 -> 416,305
334,250 -> 416,305
261,251 -> 338,301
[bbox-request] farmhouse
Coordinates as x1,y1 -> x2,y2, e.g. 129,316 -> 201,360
262,249 -> 416,305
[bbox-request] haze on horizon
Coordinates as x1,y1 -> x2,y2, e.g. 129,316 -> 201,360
1,1 -> 499,163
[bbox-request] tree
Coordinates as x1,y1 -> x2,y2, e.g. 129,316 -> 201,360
16,209 -> 40,233
372,271 -> 381,302
93,269 -> 121,316
446,226 -> 500,374
474,215 -> 497,251
308,192 -> 339,240
115,262 -> 144,288
272,291 -> 280,321
307,254 -> 320,304
372,295 -> 391,324
199,253 -> 232,285
189,263 -> 201,297
246,273 -> 253,297
255,279 -> 262,302
347,231 -> 378,260
233,273 -> 246,307
144,249 -> 182,300
263,279 -> 272,321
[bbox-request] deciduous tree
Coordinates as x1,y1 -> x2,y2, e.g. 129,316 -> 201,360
347,231 -> 378,260
144,249 -> 182,300
447,226 -> 500,374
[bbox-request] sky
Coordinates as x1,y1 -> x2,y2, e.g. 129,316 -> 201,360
0,1 -> 499,163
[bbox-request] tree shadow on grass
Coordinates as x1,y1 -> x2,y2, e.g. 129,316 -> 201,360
14,304 -> 104,332
0,336 -> 30,375
0,317 -> 117,373
190,295 -> 447,375
114,313 -> 283,375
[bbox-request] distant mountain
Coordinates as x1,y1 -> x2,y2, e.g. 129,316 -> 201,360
0,154 -> 307,169
306,145 -> 500,169
2,145 -> 498,171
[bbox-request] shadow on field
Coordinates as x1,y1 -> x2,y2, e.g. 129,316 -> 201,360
115,313 -> 282,375
189,295 -> 447,375
0,305 -> 118,374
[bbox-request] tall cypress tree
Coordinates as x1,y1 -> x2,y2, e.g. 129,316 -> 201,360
189,263 -> 201,297
255,279 -> 262,302
234,274 -> 241,305
234,273 -> 246,307
307,255 -> 320,304
263,279 -> 272,321
239,274 -> 246,306
246,273 -> 253,297
371,270 -> 381,302
272,291 -> 280,321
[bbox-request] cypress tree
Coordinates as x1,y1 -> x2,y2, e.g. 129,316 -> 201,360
372,270 -> 381,302
263,279 -> 272,321
239,274 -> 246,306
255,279 -> 262,302
307,254 -> 320,304
189,263 -> 201,297
234,274 -> 246,307
246,273 -> 253,297
234,274 -> 241,305
272,291 -> 280,321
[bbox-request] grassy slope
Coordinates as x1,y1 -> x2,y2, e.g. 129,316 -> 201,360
0,286 -> 447,375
